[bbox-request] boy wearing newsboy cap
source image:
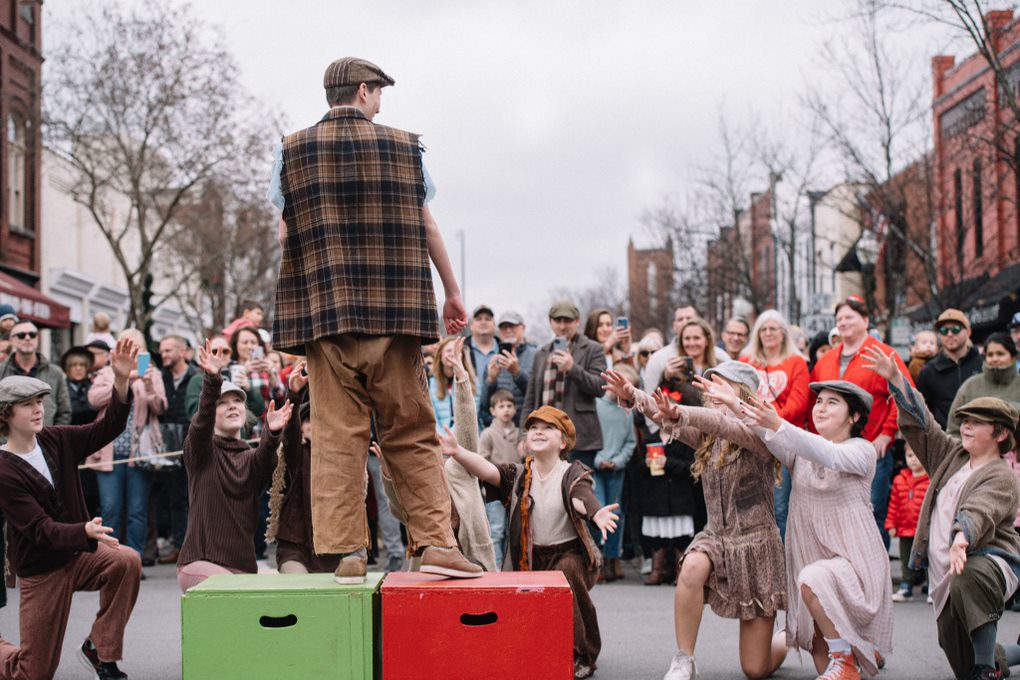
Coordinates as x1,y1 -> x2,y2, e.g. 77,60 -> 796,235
0,339 -> 142,680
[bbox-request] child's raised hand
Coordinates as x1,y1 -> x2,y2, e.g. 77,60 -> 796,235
438,425 -> 460,458
738,397 -> 782,432
651,389 -> 681,424
449,337 -> 469,381
862,345 -> 905,391
265,399 -> 293,434
593,503 -> 620,541
694,374 -> 740,411
600,370 -> 635,403
197,339 -> 228,376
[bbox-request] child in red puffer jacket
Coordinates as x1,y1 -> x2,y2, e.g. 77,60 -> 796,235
885,445 -> 930,602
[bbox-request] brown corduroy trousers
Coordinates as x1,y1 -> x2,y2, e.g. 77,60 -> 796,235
0,543 -> 141,680
532,539 -> 601,669
306,334 -> 455,555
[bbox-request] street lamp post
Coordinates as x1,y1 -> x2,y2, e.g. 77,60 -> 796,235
856,229 -> 880,324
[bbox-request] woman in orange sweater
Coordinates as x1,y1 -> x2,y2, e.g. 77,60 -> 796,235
885,445 -> 930,602
740,309 -> 810,540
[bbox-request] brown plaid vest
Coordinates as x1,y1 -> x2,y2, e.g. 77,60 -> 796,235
272,107 -> 440,353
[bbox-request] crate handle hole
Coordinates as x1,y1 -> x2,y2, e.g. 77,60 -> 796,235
259,614 -> 298,629
460,612 -> 498,627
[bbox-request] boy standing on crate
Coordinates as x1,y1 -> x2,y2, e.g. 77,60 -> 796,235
441,406 -> 620,679
0,339 -> 141,680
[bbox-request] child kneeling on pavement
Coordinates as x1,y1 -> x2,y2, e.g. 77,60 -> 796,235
866,345 -> 1020,680
440,405 -> 619,680
0,338 -> 141,680
176,340 -> 293,592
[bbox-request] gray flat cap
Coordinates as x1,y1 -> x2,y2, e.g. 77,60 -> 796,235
219,381 -> 247,403
810,380 -> 874,411
0,376 -> 52,404
703,360 -> 760,392
498,310 -> 524,326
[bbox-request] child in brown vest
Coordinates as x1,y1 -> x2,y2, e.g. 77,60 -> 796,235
441,406 -> 619,679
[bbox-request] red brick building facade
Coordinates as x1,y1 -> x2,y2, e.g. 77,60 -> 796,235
627,237 -> 674,337
0,0 -> 42,284
930,9 -> 1020,333
705,187 -> 776,330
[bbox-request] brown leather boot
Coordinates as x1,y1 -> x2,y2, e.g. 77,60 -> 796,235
611,557 -> 624,580
644,548 -> 667,585
601,562 -> 616,583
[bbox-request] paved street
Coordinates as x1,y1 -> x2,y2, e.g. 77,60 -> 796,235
2,556 -> 1016,679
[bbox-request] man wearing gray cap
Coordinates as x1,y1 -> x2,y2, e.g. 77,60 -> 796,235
266,58 -> 480,582
479,310 -> 536,425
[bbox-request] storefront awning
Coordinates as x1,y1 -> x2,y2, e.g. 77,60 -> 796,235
0,271 -> 71,329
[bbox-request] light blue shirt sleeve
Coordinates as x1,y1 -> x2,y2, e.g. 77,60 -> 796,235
266,142 -> 284,211
266,140 -> 436,210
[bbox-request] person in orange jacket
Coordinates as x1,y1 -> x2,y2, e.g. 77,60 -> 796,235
885,445 -> 931,602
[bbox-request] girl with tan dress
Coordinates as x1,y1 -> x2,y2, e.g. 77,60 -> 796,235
603,361 -> 787,680
738,378 -> 893,680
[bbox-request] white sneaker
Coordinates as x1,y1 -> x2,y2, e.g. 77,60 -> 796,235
664,652 -> 697,680
641,557 -> 653,575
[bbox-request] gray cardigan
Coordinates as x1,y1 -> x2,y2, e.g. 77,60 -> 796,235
892,382 -> 1020,577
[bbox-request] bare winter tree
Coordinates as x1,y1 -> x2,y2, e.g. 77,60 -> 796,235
805,0 -> 946,334
44,0 -> 279,338
548,266 -> 629,320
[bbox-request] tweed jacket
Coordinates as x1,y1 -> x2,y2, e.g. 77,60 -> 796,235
272,107 -> 440,353
893,383 -> 1020,577
521,333 -> 607,452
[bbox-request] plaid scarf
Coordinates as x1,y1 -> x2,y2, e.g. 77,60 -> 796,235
541,338 -> 572,408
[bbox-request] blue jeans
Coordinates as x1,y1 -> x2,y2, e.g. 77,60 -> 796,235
871,452 -> 893,550
592,468 -> 626,557
96,464 -> 152,554
485,500 -> 506,569
774,465 -> 792,542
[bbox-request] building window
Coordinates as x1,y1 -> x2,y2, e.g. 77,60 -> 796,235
7,114 -> 27,233
953,168 -> 964,256
18,2 -> 33,24
973,158 -> 983,258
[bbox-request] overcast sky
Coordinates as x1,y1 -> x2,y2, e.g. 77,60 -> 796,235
46,0 -> 962,331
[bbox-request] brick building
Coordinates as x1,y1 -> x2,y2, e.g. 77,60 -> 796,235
0,1 -> 69,328
626,237 -> 674,337
929,9 -> 1020,335
705,187 -> 775,330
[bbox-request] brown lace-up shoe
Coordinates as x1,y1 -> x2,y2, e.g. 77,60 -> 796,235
419,546 -> 484,578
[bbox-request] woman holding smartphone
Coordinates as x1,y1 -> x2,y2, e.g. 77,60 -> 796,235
584,308 -> 634,369
230,326 -> 285,407
86,328 -> 167,557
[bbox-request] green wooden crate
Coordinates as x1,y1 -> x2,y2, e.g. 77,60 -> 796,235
181,573 -> 382,680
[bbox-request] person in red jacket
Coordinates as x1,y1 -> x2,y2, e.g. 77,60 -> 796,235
885,446 -> 930,602
810,295 -> 914,548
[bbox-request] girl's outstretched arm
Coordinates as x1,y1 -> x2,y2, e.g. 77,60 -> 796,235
439,425 -> 500,487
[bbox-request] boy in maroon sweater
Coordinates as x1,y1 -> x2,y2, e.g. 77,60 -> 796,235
0,338 -> 141,680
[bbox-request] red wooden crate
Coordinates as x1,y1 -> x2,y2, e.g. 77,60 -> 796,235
381,571 -> 573,680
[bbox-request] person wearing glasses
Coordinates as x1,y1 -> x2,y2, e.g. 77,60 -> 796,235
0,320 -> 71,426
917,309 -> 983,431
719,317 -> 751,359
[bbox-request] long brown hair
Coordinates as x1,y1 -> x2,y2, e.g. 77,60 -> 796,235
433,336 -> 477,400
678,318 -> 720,369
691,381 -> 781,485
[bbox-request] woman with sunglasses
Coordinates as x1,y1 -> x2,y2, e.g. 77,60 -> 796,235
740,310 -> 810,541
946,333 -> 1020,436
